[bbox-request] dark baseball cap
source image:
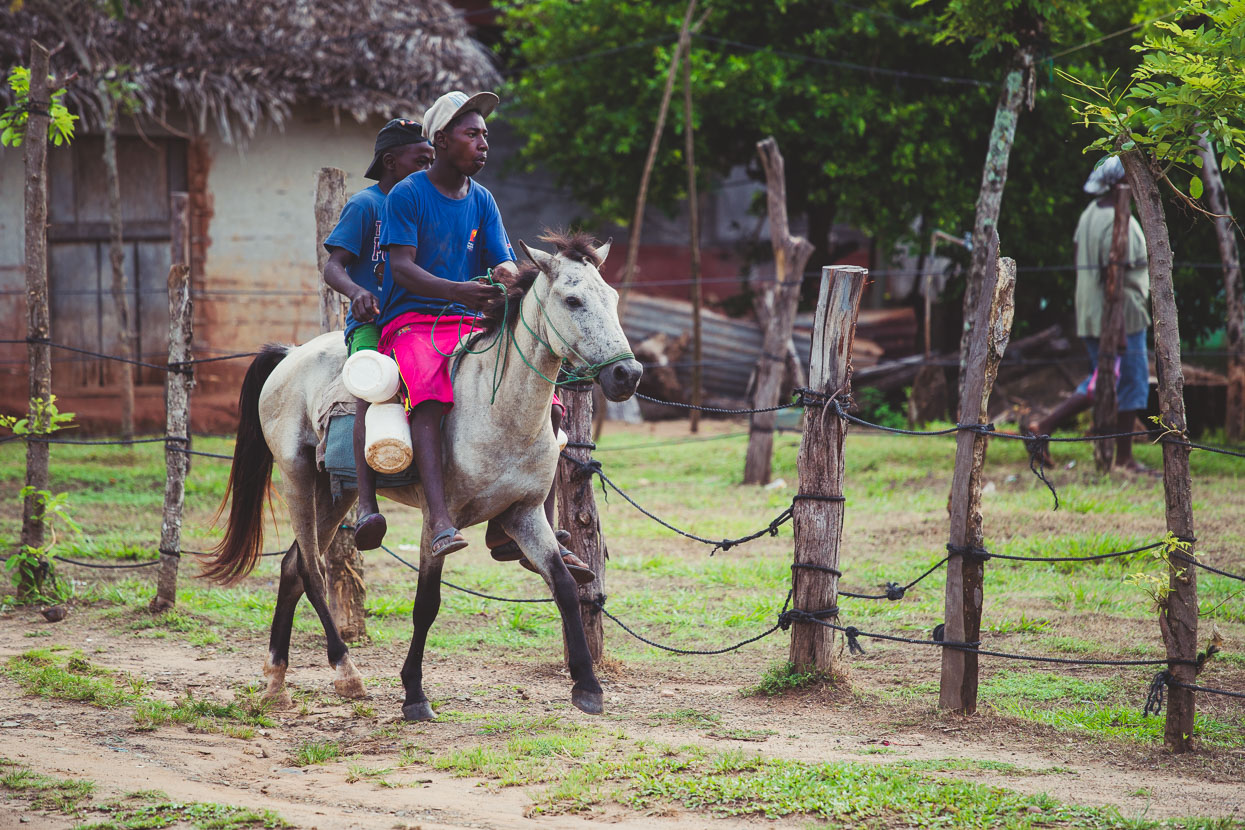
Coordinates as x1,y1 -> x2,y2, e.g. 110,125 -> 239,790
364,118 -> 429,180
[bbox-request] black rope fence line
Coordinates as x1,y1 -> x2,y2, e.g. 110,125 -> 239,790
0,338 -> 260,372
560,451 -> 804,554
634,392 -> 803,415
0,547 -> 286,571
1145,671 -> 1245,716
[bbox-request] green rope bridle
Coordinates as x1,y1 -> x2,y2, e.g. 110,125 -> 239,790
431,270 -> 634,404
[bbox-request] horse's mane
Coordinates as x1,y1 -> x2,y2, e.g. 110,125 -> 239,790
471,229 -> 603,337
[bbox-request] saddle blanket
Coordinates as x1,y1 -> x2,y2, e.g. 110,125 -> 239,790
323,413 -> 421,490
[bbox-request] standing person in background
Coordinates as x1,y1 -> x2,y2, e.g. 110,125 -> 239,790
323,119 -> 434,550
1028,156 -> 1154,473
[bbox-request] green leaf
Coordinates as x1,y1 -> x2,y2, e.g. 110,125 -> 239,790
1189,175 -> 1204,199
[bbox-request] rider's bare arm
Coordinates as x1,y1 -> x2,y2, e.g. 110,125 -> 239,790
388,244 -> 501,310
323,247 -> 379,322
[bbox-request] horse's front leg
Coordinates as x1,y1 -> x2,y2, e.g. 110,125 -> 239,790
505,507 -> 604,715
400,519 -> 444,722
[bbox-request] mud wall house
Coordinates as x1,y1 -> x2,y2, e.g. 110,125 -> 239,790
0,0 -> 499,432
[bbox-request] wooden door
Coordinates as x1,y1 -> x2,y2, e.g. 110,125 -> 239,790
47,135 -> 187,387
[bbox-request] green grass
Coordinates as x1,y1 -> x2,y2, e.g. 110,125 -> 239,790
290,740 -> 342,766
0,756 -> 94,813
742,662 -> 835,697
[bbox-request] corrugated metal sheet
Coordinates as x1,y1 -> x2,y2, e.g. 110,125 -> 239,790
622,295 -> 915,400
622,295 -> 811,400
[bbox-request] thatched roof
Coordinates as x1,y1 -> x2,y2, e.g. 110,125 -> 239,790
1,0 -> 501,142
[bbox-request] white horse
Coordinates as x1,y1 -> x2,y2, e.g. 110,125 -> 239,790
203,232 -> 641,720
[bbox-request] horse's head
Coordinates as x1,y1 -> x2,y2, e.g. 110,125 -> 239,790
518,233 -> 643,402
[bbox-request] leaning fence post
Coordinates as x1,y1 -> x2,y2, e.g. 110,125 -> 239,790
1092,184 -> 1131,472
151,202 -> 192,612
557,382 -> 606,663
940,234 -> 1016,714
315,167 -> 367,641
788,265 -> 867,674
20,41 -> 51,582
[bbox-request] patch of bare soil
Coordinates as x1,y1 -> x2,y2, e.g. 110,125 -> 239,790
2,604 -> 1243,830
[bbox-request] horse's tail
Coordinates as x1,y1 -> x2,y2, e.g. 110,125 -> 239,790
200,343 -> 290,585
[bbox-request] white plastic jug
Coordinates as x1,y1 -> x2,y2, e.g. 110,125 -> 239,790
364,402 -> 413,474
342,349 -> 401,404
556,427 -> 569,451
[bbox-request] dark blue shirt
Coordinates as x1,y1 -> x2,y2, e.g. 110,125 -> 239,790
323,183 -> 386,337
378,172 -> 514,324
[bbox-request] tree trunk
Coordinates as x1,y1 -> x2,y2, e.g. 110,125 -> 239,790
20,41 -> 51,579
684,54 -> 703,433
1195,136 -> 1244,442
103,99 -> 134,441
615,0 -> 697,321
743,137 -> 815,485
315,167 -> 366,642
1119,150 -> 1197,754
1093,185 -> 1131,471
958,47 -> 1033,405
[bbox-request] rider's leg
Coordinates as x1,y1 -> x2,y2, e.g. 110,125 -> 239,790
409,400 -> 461,553
352,397 -> 387,549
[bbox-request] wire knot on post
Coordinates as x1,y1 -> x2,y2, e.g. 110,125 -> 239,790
790,563 -> 843,577
946,543 -> 992,562
844,626 -> 865,655
1143,670 -> 1172,716
793,386 -> 830,408
157,548 -> 181,558
885,582 -> 906,601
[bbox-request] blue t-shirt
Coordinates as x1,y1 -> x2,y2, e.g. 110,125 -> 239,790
378,172 -> 514,323
323,183 -> 386,337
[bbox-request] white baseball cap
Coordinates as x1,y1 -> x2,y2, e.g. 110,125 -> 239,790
422,91 -> 499,141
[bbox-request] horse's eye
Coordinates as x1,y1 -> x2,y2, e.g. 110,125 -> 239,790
565,296 -> 584,310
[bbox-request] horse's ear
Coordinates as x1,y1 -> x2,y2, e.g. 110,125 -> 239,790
519,240 -> 556,273
594,238 -> 612,264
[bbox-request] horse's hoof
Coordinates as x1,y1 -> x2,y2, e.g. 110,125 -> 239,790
402,701 -> 436,722
262,691 -> 294,711
333,675 -> 367,700
571,688 -> 604,715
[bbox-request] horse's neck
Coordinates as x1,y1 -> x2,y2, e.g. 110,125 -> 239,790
455,283 -> 560,436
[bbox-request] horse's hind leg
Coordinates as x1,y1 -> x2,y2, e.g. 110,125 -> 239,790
287,458 -> 367,699
262,543 -> 304,709
399,521 -> 443,722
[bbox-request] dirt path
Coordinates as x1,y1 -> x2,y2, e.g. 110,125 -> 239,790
2,604 -> 1243,829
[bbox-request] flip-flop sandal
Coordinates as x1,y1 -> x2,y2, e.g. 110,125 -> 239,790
520,548 -> 595,585
430,527 -> 468,557
353,512 -> 387,551
490,530 -> 573,562
489,540 -> 524,562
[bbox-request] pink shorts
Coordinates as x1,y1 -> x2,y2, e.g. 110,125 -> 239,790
378,311 -> 566,418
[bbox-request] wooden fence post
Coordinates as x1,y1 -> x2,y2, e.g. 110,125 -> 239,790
315,167 -> 367,641
150,193 -> 192,613
556,383 -> 606,662
789,265 -> 867,674
744,137 -> 815,485
1119,149 -> 1197,753
20,41 -> 51,582
683,55 -> 704,434
940,235 -> 1016,714
1093,184 -> 1131,472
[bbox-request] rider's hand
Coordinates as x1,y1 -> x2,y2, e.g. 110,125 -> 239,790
455,279 -> 505,312
350,291 -> 380,323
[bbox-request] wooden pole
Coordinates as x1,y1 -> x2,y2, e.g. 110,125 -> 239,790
556,384 -> 606,662
1195,135 -> 1244,442
1119,150 -> 1197,753
20,41 -> 51,580
939,234 -> 1016,714
615,0 -> 696,320
1092,184 -> 1131,472
958,48 -> 1032,407
744,137 -> 814,485
150,194 -> 192,613
315,167 -> 366,641
789,265 -> 867,673
683,53 -> 703,434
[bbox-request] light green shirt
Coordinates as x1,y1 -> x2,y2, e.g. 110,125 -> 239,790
1073,200 -> 1151,338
